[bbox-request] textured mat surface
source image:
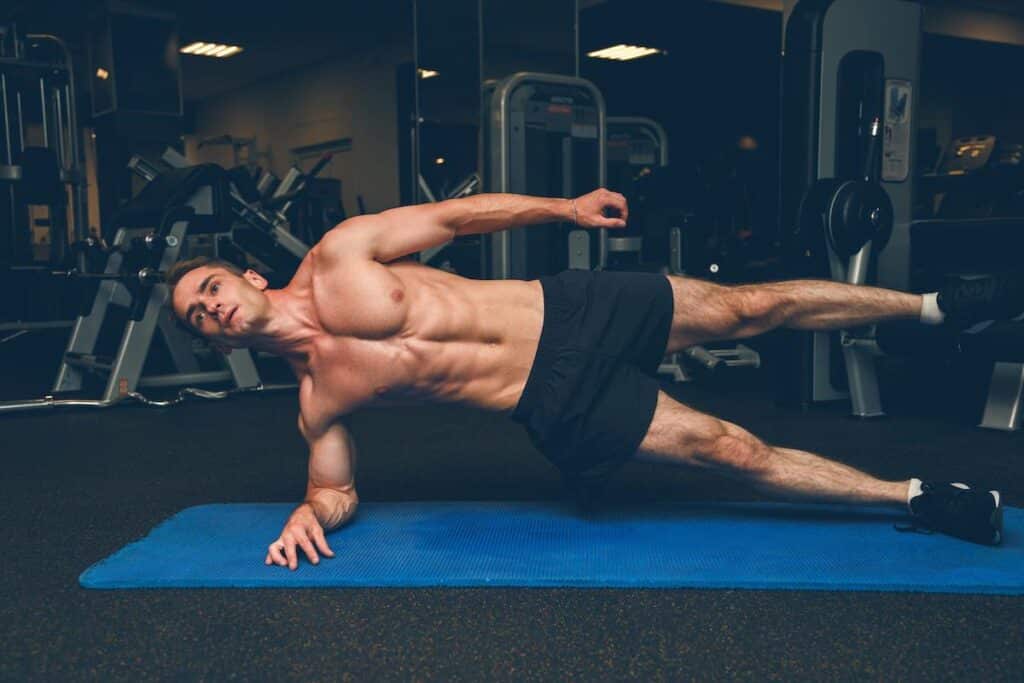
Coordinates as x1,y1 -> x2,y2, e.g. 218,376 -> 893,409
79,502 -> 1023,593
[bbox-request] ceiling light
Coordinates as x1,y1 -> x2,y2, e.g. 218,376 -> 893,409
180,42 -> 245,58
418,68 -> 439,79
95,68 -> 109,80
587,44 -> 665,61
212,46 -> 242,58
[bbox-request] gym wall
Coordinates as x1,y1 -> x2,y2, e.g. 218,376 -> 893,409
190,40 -> 412,217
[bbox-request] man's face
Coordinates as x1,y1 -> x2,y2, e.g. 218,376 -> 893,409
171,266 -> 270,348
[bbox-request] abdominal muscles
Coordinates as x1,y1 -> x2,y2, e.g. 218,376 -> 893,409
363,263 -> 540,411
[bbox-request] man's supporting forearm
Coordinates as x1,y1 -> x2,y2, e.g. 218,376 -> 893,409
444,193 -> 573,237
305,487 -> 358,531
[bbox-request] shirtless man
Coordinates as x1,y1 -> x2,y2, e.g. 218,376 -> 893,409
168,189 -> 1010,570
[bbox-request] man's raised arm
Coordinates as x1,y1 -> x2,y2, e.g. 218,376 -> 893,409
330,189 -> 629,264
265,417 -> 359,571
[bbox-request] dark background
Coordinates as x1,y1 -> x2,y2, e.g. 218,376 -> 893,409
3,0 -> 1024,679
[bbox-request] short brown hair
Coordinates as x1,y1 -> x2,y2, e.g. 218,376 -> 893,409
165,256 -> 244,294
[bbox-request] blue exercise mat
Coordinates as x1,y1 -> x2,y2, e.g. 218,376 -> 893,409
80,502 -> 1024,593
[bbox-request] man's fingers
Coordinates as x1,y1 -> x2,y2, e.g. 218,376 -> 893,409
312,527 -> 336,557
283,537 -> 299,570
267,541 -> 288,567
268,525 -> 332,570
297,534 -> 320,566
610,192 -> 628,223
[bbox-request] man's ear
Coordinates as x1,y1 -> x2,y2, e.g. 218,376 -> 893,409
243,269 -> 268,290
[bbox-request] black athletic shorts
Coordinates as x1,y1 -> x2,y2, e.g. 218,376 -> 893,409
510,269 -> 674,488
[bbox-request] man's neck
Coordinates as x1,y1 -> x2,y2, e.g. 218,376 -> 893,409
248,288 -> 321,361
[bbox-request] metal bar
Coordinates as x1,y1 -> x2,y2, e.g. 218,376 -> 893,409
271,226 -> 310,259
842,244 -> 884,417
273,167 -> 302,199
101,247 -> 182,402
1,74 -> 11,164
138,370 -> 232,388
158,313 -> 202,374
53,229 -> 130,392
1,73 -> 16,241
0,320 -> 74,331
417,174 -> 437,203
490,72 -> 606,278
0,397 -> 120,414
979,362 -> 1024,431
38,76 -> 48,147
54,87 -> 65,167
15,90 -> 24,150
223,347 -> 261,389
846,242 -> 871,285
668,226 -> 683,274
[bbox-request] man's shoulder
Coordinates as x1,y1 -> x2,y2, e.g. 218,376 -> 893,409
317,216 -> 385,261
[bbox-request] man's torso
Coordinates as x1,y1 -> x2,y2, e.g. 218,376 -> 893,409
293,252 -> 544,430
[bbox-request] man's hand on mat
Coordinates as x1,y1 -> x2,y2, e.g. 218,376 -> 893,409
265,503 -> 336,570
573,188 -> 628,229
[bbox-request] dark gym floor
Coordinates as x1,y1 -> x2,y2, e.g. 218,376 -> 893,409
1,330 -> 1022,680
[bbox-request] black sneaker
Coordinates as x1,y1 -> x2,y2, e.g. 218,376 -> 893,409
904,482 -> 1003,546
938,272 -> 1024,327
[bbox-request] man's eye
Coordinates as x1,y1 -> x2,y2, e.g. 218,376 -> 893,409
211,283 -> 219,294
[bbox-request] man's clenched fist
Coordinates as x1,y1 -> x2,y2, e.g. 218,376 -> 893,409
572,188 -> 628,230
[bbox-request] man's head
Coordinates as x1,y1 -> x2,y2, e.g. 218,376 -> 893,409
168,256 -> 271,351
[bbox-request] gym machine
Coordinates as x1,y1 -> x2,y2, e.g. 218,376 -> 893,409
0,164 -> 272,414
920,135 -> 1024,220
0,24 -> 89,325
483,72 -> 606,279
132,147 -> 313,273
779,0 -> 920,414
781,0 -> 1024,431
605,117 -> 760,382
605,117 -> 667,271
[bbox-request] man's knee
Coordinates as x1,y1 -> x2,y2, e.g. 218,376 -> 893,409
723,285 -> 789,336
699,424 -> 772,475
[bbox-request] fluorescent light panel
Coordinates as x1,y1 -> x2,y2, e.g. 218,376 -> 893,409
180,42 -> 244,58
587,44 -> 664,61
418,68 -> 439,79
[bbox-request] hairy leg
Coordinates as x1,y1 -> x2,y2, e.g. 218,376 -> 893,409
635,391 -> 910,507
664,275 -> 922,352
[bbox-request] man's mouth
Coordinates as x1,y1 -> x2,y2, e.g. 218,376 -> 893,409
225,306 -> 237,325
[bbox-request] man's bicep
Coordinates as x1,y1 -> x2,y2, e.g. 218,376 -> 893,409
302,418 -> 358,495
330,204 -> 455,263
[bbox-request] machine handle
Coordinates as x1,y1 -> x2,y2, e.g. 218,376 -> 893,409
863,116 -> 882,184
